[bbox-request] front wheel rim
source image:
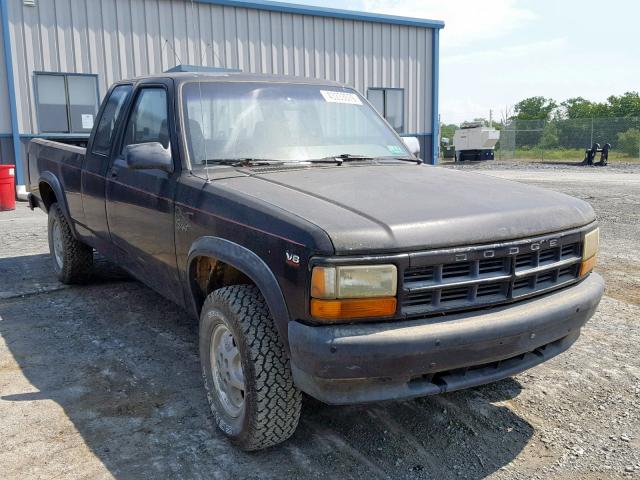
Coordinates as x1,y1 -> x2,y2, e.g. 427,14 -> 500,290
210,323 -> 245,418
52,219 -> 64,269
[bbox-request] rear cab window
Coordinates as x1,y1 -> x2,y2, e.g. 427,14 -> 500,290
92,85 -> 133,156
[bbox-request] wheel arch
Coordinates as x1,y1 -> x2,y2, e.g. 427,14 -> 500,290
38,172 -> 77,237
187,236 -> 291,350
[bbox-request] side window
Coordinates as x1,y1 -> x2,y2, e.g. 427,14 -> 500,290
92,85 -> 132,156
385,90 -> 404,133
368,89 -> 384,117
35,75 -> 68,133
121,88 -> 169,154
367,88 -> 405,133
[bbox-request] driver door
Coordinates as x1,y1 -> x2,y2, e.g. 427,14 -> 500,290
105,81 -> 182,304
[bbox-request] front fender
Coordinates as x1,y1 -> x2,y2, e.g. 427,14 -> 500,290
187,236 -> 291,350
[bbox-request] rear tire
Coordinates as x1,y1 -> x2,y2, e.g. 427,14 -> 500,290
199,285 -> 301,451
47,202 -> 93,284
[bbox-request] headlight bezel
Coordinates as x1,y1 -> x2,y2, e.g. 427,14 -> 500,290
311,264 -> 398,299
582,227 -> 600,261
580,227 -> 600,277
309,262 -> 399,321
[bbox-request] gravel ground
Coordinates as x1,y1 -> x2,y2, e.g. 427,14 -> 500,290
0,162 -> 638,479
443,158 -> 640,174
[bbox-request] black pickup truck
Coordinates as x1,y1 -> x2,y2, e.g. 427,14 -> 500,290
28,72 -> 603,450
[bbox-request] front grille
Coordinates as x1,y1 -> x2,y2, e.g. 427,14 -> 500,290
442,263 -> 472,278
479,258 -> 507,275
404,265 -> 434,283
401,230 -> 584,318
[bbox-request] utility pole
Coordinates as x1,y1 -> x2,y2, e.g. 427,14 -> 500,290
489,109 -> 493,128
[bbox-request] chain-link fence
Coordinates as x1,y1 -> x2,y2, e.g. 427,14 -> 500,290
499,117 -> 640,161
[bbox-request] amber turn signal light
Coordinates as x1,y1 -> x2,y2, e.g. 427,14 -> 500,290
310,297 -> 397,321
579,255 -> 596,277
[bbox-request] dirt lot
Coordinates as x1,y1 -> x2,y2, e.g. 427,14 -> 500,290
1,162 -> 638,479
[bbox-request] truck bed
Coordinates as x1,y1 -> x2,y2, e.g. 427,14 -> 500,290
28,138 -> 87,218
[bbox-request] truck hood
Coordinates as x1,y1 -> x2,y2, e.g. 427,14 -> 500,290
221,164 -> 596,254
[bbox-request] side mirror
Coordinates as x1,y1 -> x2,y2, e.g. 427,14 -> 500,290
125,142 -> 174,173
402,136 -> 421,157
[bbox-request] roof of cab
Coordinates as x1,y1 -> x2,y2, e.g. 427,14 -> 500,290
125,71 -> 345,87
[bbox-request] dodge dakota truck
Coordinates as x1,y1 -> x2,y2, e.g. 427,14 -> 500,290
28,72 -> 604,450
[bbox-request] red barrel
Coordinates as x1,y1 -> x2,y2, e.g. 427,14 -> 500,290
0,164 -> 16,211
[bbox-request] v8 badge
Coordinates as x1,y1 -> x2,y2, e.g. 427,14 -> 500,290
285,251 -> 301,267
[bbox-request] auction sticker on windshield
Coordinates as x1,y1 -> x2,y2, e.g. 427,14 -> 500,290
320,90 -> 363,105
388,145 -> 405,155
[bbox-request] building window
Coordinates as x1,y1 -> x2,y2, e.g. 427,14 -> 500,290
34,72 -> 99,134
367,88 -> 405,133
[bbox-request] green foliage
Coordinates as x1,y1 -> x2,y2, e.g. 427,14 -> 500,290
555,118 -> 592,149
561,97 -> 596,119
617,128 -> 640,156
606,92 -> 640,118
560,92 -> 640,119
506,92 -> 640,151
539,122 -> 559,149
440,123 -> 457,143
513,97 -> 557,121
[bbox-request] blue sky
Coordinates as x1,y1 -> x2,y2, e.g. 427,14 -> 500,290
284,0 -> 640,124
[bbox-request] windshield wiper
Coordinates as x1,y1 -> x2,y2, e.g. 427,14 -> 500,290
309,154 -> 422,165
392,156 -> 423,164
202,158 -> 286,167
201,154 -> 422,167
308,154 -> 376,165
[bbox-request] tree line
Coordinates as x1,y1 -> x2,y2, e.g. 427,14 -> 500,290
513,92 -> 640,120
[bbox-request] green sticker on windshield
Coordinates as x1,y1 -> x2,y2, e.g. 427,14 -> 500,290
387,145 -> 405,155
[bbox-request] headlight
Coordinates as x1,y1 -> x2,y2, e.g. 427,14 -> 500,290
582,228 -> 600,260
580,228 -> 599,276
310,265 -> 398,321
311,265 -> 397,298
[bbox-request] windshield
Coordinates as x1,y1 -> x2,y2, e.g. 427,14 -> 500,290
181,82 -> 411,167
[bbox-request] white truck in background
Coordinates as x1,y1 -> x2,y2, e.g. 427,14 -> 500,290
453,122 -> 500,162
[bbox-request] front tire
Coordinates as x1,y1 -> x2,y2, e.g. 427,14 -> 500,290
47,202 -> 93,284
199,285 -> 302,451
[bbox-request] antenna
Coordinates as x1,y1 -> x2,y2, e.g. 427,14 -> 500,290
200,40 -> 224,69
162,39 -> 184,69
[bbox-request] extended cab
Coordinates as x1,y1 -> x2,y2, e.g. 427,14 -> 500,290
28,73 -> 604,450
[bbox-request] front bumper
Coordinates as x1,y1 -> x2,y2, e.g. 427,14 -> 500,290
289,273 -> 604,404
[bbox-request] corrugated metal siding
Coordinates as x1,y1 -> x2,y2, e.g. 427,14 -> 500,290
6,0 -> 433,135
0,4 -> 11,135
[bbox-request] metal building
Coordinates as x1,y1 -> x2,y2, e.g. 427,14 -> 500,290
0,0 -> 443,191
